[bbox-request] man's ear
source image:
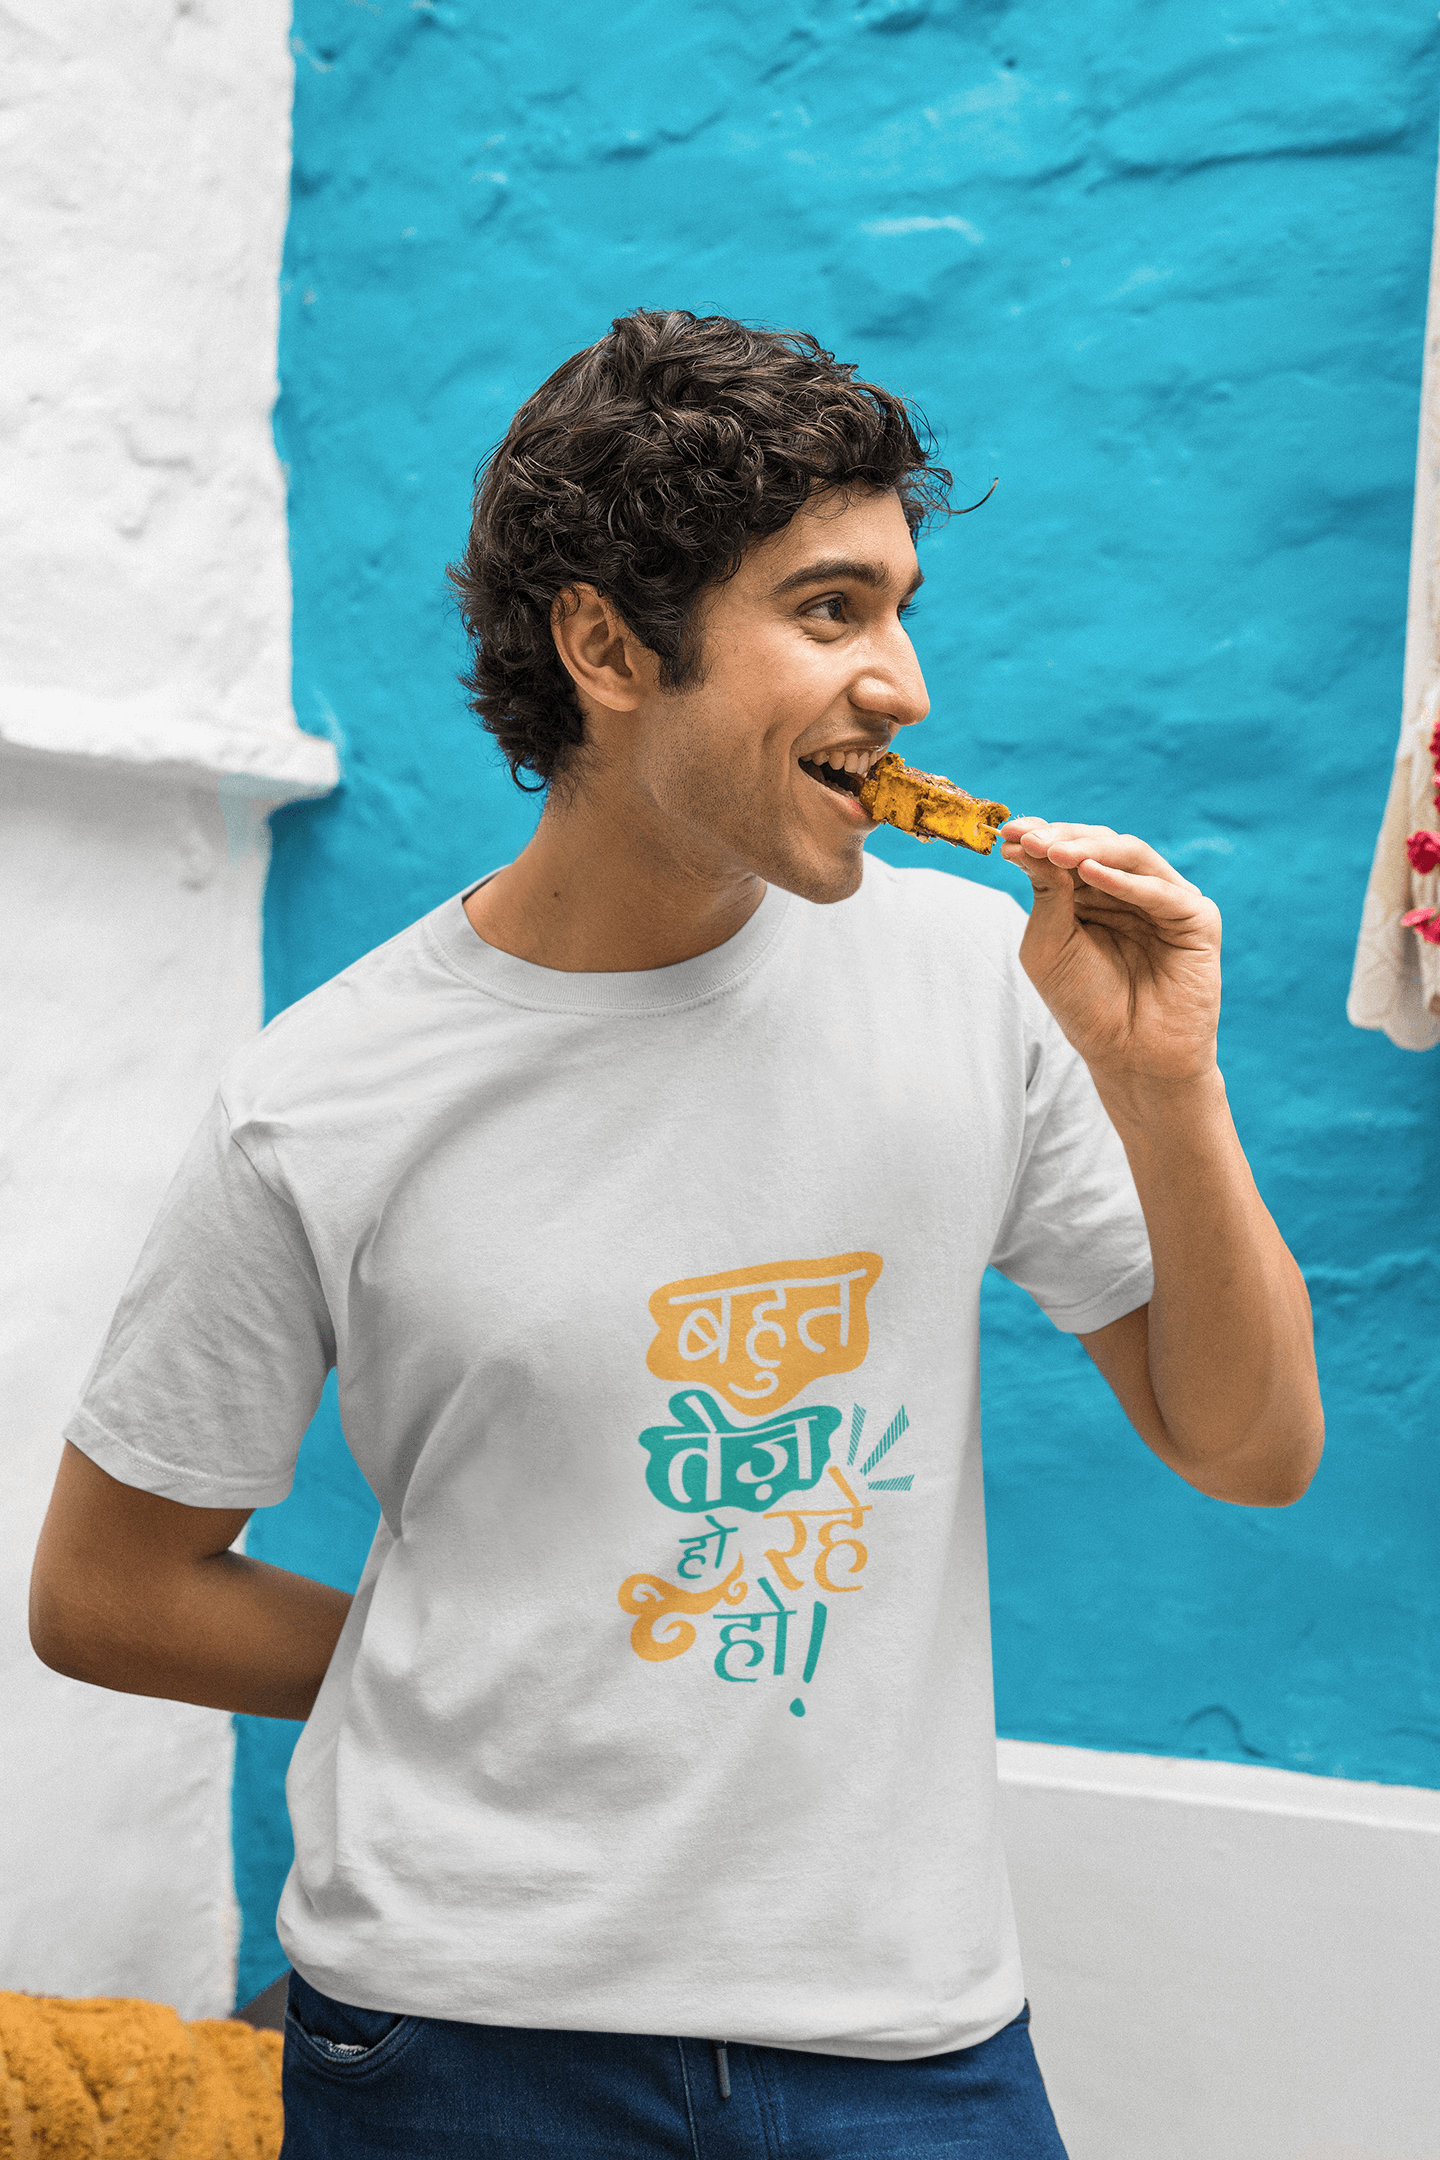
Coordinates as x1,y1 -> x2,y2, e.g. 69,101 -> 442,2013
551,585 -> 654,712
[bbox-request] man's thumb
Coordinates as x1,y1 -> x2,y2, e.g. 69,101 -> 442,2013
1017,859 -> 1076,968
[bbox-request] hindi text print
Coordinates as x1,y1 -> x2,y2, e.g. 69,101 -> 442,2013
618,1551 -> 748,1661
763,1465 -> 872,1593
637,1389 -> 842,1514
647,1251 -> 883,1412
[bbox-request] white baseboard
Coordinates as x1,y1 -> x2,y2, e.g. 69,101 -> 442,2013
997,1740 -> 1440,2160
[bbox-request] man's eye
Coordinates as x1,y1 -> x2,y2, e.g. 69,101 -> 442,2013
806,595 -> 846,623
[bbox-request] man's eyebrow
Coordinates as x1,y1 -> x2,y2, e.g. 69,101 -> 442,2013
768,557 -> 924,599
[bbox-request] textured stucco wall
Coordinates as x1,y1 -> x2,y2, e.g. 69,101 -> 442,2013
2,0 -> 292,743
242,0 -> 1440,2046
0,765 -> 258,2017
0,1 -> 328,2014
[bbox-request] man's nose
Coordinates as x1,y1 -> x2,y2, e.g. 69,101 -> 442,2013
851,645 -> 929,733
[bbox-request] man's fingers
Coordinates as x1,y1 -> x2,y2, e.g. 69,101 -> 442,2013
1001,821 -> 1185,886
1000,822 -> 1214,956
999,839 -> 1077,897
1072,856 -> 1215,930
999,819 -> 1093,891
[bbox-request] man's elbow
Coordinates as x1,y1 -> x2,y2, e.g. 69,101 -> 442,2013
29,1588 -> 81,1679
1230,1449 -> 1322,1511
1190,1414 -> 1325,1509
28,1564 -> 112,1686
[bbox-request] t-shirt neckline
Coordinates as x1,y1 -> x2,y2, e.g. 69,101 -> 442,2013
427,876 -> 794,1015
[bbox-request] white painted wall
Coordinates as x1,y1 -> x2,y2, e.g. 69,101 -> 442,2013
0,1 -> 333,2017
1002,1741 -> 1440,2160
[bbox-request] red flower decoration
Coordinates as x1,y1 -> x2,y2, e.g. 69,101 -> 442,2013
1402,905 -> 1440,945
1406,829 -> 1440,874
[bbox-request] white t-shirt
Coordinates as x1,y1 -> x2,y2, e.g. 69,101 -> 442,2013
67,858 -> 1152,2060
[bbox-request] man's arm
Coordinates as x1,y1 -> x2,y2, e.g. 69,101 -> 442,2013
30,1442 -> 351,1719
1001,818 -> 1323,1509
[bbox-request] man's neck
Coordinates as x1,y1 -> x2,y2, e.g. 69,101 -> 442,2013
463,785 -> 766,973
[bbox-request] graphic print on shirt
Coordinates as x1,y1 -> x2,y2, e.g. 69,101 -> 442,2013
645,1252 -> 882,1410
617,1251 -> 914,1714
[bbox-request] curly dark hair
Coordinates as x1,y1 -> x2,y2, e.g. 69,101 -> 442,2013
447,309 -> 953,788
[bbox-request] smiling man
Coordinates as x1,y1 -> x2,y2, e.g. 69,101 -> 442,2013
31,311 -> 1323,2159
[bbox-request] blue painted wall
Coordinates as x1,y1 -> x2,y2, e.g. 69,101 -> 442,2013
237,0 -> 1440,2000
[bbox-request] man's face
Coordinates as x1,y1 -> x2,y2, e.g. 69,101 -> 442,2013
616,487 -> 930,905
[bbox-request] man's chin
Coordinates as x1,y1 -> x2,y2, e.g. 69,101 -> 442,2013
761,840 -> 869,908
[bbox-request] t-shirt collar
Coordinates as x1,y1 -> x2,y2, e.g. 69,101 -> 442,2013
428,875 -> 794,1015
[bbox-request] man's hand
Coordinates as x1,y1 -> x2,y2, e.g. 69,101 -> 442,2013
1000,816 -> 1323,1509
999,818 -> 1220,1088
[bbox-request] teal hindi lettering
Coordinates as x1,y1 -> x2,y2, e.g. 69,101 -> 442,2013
639,1390 -> 841,1514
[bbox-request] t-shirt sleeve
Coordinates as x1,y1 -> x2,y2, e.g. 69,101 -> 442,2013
63,1091 -> 335,1508
987,987 -> 1154,1335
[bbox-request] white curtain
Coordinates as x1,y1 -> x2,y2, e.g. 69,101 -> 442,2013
1347,147 -> 1440,1051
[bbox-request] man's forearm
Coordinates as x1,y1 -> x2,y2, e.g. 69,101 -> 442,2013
1096,1065 -> 1323,1505
31,1450 -> 352,1723
34,1550 -> 351,1720
70,1553 -> 352,1720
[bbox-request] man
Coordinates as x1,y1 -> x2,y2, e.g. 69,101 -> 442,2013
31,310 -> 1322,2158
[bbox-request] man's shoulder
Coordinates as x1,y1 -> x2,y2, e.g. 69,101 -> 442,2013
219,895 -> 472,1120
858,854 -> 1024,925
818,857 -> 1028,979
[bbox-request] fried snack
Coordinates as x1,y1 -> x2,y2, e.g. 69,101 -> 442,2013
858,753 -> 1010,854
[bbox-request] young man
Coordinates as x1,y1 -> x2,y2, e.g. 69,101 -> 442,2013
31,310 -> 1322,2158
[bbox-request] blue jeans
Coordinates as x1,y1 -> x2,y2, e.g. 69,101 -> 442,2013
280,1971 -> 1069,2157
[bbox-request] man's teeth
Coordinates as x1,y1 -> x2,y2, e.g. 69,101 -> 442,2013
812,747 -> 883,774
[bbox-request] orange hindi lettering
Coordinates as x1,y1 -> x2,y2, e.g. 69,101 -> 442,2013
617,1552 -> 748,1662
646,1251 -> 883,1414
763,1464 -> 872,1594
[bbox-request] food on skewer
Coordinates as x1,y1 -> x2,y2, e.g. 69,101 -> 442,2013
858,752 -> 1010,855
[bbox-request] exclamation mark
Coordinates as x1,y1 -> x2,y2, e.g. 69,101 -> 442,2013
789,1602 -> 827,1717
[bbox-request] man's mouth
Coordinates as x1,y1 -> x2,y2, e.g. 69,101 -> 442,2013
797,745 -> 887,801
